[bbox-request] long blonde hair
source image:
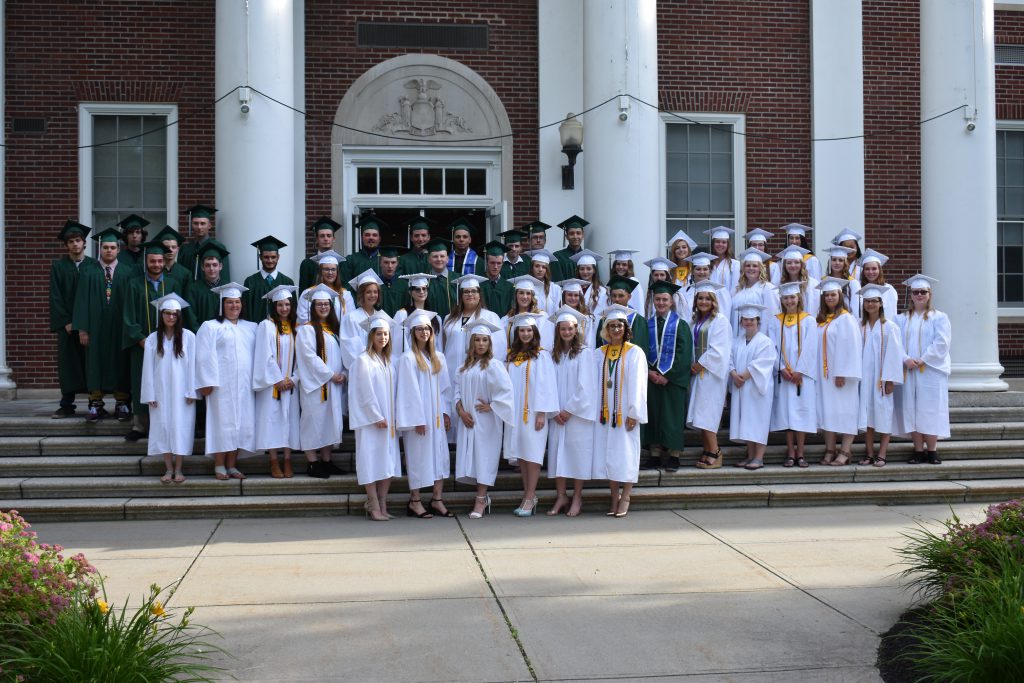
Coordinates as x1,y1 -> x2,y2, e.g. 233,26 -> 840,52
364,326 -> 392,361
460,333 -> 493,371
411,324 -> 443,374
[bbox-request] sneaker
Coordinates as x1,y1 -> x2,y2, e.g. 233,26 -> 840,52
51,406 -> 76,419
662,455 -> 680,473
307,461 -> 330,479
124,429 -> 146,442
114,403 -> 131,422
322,460 -> 346,475
86,405 -> 101,423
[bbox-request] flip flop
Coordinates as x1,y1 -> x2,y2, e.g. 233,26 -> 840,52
744,461 -> 764,471
227,467 -> 246,480
214,466 -> 229,481
160,470 -> 173,484
173,472 -> 186,483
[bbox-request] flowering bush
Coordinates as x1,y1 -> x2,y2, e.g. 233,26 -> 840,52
0,509 -> 97,630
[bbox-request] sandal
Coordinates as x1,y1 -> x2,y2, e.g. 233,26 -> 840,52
908,450 -> 925,464
733,459 -> 752,469
872,456 -> 887,468
830,450 -> 851,467
566,496 -> 583,517
703,450 -> 723,469
160,470 -> 173,484
406,499 -> 433,519
744,460 -> 764,471
820,449 -> 836,466
858,455 -> 874,466
214,466 -> 229,480
430,499 -> 456,518
173,471 -> 186,483
796,456 -> 809,468
782,456 -> 795,468
227,467 -> 246,479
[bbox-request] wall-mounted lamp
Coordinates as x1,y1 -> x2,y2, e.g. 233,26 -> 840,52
559,113 -> 583,190
239,87 -> 252,116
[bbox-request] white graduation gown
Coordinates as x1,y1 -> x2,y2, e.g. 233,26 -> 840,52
296,286 -> 356,325
252,320 -> 302,451
894,311 -> 951,439
295,323 -> 345,451
854,282 -> 899,321
396,350 -> 452,490
501,314 -> 555,353
687,314 -> 732,432
584,285 -> 609,319
575,312 -> 599,349
140,330 -> 196,456
626,277 -> 645,316
857,319 -> 905,433
502,350 -> 559,464
348,353 -> 401,485
682,283 -> 732,329
540,281 -> 562,315
591,342 -> 648,483
441,309 -> 503,386
548,348 -> 597,480
728,332 -> 776,445
195,319 -> 258,455
767,314 -> 818,433
711,258 -> 740,292
730,282 -> 780,336
453,361 -> 515,486
809,311 -> 862,435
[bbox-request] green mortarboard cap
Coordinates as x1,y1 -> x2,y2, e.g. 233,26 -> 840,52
483,240 -> 508,257
404,215 -> 436,232
498,229 -> 527,245
378,244 -> 408,258
649,280 -> 682,296
142,240 -> 172,256
523,221 -> 552,235
449,216 -> 476,236
357,213 -> 387,232
557,215 -> 589,231
197,239 -> 230,262
91,227 -> 122,244
311,216 -> 341,234
152,225 -> 186,245
425,237 -> 452,254
59,220 -> 90,242
251,235 -> 288,253
117,214 -> 150,232
187,204 -> 216,219
607,276 -> 639,293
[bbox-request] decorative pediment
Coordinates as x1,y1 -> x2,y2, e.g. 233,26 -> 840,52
372,78 -> 473,137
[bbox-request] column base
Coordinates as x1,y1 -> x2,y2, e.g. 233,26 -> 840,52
949,362 -> 1009,392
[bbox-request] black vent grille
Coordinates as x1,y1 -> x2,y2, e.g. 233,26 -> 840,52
996,44 -> 1024,66
357,22 -> 488,50
11,118 -> 46,133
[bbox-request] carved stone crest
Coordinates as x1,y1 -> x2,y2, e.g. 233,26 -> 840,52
373,78 -> 472,137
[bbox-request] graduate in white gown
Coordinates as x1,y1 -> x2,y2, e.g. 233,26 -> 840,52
608,250 -> 646,315
768,282 -> 818,468
728,304 -> 777,469
777,223 -> 822,283
559,279 -> 598,348
687,281 -> 733,469
592,305 -> 648,518
524,249 -> 563,314
348,311 -> 401,521
295,284 -> 346,478
773,246 -> 820,318
855,249 -> 899,320
683,253 -> 733,325
832,228 -> 865,282
252,285 -> 302,478
666,229 -> 698,289
731,248 -> 780,336
743,228 -> 781,284
894,274 -> 952,464
502,276 -> 555,352
195,282 -> 258,480
643,257 -> 690,318
545,306 -> 596,518
140,293 -> 196,483
503,313 -> 559,517
705,226 -> 740,293
392,273 -> 438,353
571,249 -> 609,319
825,245 -> 861,311
810,277 -> 863,467
442,274 -> 503,393
296,250 -> 356,324
339,269 -> 389,371
856,284 -> 905,468
395,310 -> 454,519
453,319 -> 515,519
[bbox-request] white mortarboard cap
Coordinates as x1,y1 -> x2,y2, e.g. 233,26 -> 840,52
348,268 -> 384,291
703,226 -> 735,241
549,305 -> 586,327
510,313 -> 540,329
857,283 -> 888,300
466,319 -> 501,336
744,228 -> 773,244
693,280 -> 725,295
643,257 -> 676,272
151,292 -> 190,312
777,281 -> 803,298
776,245 -> 811,262
666,230 -> 698,250
559,278 -> 589,294
831,229 -> 863,245
826,245 -> 855,260
312,250 -> 345,266
263,284 -> 298,303
569,249 -> 603,267
903,274 -> 939,290
685,253 -> 713,268
211,282 -> 248,300
359,310 -> 394,332
817,276 -> 850,292
303,283 -> 339,302
454,274 -> 487,290
739,247 -> 771,263
524,249 -> 554,264
737,303 -> 768,319
403,310 -> 437,331
859,248 -> 889,267
609,249 -> 639,262
399,273 -> 436,288
783,223 -> 809,236
601,304 -> 635,321
510,275 -> 544,294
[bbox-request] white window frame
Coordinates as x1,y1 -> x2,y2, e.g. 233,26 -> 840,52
77,102 -> 179,250
659,112 -> 747,244
997,120 -> 1024,320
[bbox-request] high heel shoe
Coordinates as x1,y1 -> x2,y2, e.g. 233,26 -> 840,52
269,455 -> 284,479
364,500 -> 388,522
406,498 -> 433,519
469,495 -> 491,519
429,499 -> 456,518
514,496 -> 538,517
282,457 -> 293,478
704,449 -> 723,470
614,495 -> 631,518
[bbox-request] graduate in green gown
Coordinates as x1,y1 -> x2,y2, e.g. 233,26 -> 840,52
121,241 -> 194,441
640,281 -> 693,471
344,212 -> 384,282
179,204 -> 231,282
551,215 -> 589,283
72,227 -> 133,422
480,240 -> 514,315
448,216 -> 485,276
498,228 -> 532,280
242,235 -> 295,323
423,237 -> 457,318
50,220 -> 96,418
378,245 -> 409,316
397,215 -> 434,276
299,216 -> 341,292
152,225 -> 191,294
187,240 -> 230,326
596,277 -> 650,354
115,214 -> 149,275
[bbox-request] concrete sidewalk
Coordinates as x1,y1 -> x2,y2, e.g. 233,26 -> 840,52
25,502 -> 991,682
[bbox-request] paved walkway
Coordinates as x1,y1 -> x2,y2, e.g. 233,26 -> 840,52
26,502 -> 991,682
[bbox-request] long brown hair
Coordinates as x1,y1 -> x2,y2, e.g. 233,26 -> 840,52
460,333 -> 493,371
551,321 -> 583,363
156,309 -> 184,358
411,323 -> 443,374
309,300 -> 341,362
505,289 -> 541,317
507,325 -> 542,361
816,290 -> 846,324
364,325 -> 393,362
270,299 -> 297,335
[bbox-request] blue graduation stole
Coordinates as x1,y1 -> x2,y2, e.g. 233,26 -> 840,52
647,311 -> 680,374
448,248 -> 478,275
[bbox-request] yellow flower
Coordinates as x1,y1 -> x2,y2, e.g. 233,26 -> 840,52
96,599 -> 109,615
150,601 -> 166,618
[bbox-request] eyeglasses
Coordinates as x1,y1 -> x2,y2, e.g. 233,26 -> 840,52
410,286 -> 427,293
413,326 -> 431,334
911,290 -> 929,296
162,311 -> 179,316
605,322 -> 625,329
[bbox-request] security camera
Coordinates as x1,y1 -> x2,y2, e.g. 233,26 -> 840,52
966,121 -> 976,132
618,111 -> 628,122
240,103 -> 251,115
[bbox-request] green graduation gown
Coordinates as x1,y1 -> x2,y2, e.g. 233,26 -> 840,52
116,248 -> 144,275
425,271 -> 457,319
49,256 -> 96,396
298,256 -> 320,292
187,278 -> 222,326
380,275 -> 409,316
241,272 -> 296,323
641,313 -> 693,451
397,250 -> 428,277
180,238 -> 231,282
500,256 -> 532,281
551,246 -> 582,283
481,277 -> 514,317
344,248 -> 381,285
72,259 -> 132,394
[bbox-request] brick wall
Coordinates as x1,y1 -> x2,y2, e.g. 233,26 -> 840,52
6,0 -> 215,388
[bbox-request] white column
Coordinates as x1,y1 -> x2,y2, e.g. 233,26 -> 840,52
810,0 -> 864,259
921,0 -> 1007,390
538,0 -> 584,242
0,0 -> 15,396
291,0 -> 306,278
582,0 -> 660,282
215,0 -> 298,280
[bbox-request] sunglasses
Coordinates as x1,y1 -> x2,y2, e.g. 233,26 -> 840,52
911,290 -> 930,296
409,286 -> 427,293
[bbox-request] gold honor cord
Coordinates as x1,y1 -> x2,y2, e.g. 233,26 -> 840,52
817,309 -> 847,380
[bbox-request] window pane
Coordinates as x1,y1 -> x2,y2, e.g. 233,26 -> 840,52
689,127 -> 710,153
667,153 -> 687,182
688,183 -> 711,213
1006,156 -> 1024,188
117,177 -> 141,208
1002,222 -> 1023,246
118,116 -> 141,141
445,168 -> 465,195
401,168 -> 421,194
94,178 -> 117,209
1006,246 -> 1023,275
379,167 -> 399,194
711,153 -> 732,182
710,126 -> 732,153
1006,274 -> 1023,302
1007,131 -> 1024,159
143,178 -> 165,208
1007,187 -> 1024,218
423,168 -> 443,194
142,146 -> 166,177
94,146 -> 117,176
666,125 -> 687,153
466,168 -> 486,195
118,145 -> 142,176
142,116 -> 167,142
711,183 -> 733,213
357,167 -> 377,194
143,212 -> 167,229
94,117 -> 118,145
92,212 -> 120,231
688,154 -> 710,182
666,182 -> 687,212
